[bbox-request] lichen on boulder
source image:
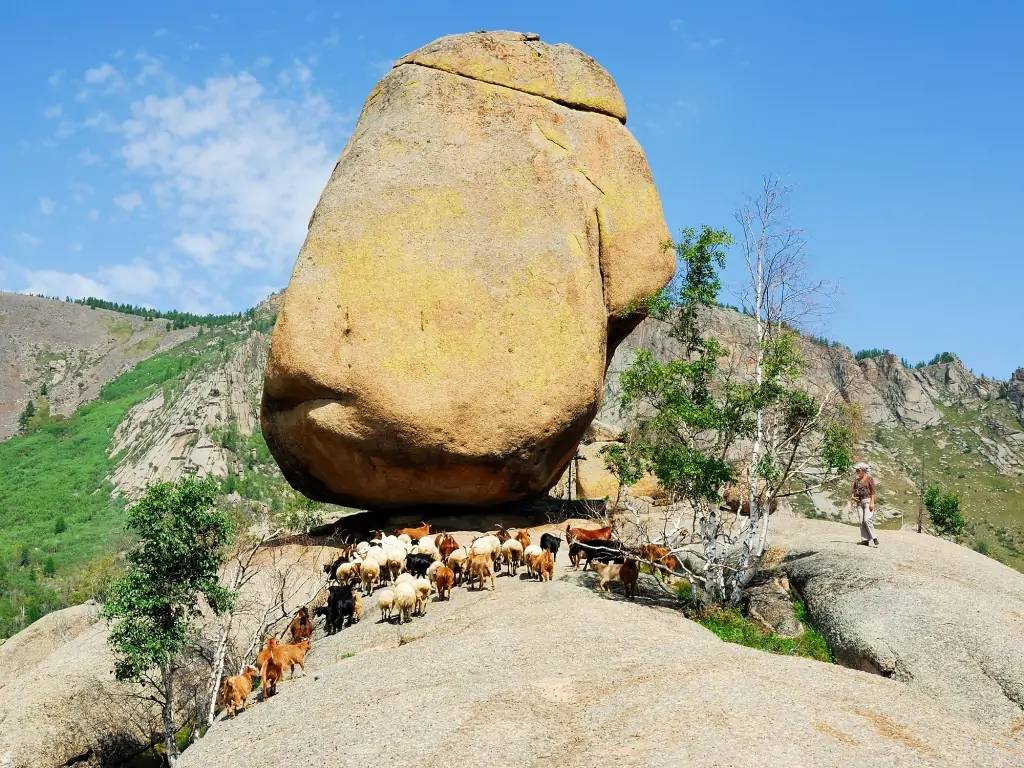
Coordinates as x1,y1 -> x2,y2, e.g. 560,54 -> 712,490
262,31 -> 673,509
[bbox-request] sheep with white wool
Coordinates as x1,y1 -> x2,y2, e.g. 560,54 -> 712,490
416,536 -> 440,561
446,547 -> 468,586
414,577 -> 432,615
501,538 -> 524,576
394,582 -> 417,624
376,588 -> 395,622
360,558 -> 381,596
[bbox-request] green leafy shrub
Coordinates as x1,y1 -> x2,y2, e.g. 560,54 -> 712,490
925,484 -> 966,537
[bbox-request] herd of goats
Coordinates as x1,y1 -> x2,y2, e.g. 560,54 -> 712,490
218,520 -> 681,718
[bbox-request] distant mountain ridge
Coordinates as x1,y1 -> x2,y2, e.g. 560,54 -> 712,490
1,292 -> 1022,638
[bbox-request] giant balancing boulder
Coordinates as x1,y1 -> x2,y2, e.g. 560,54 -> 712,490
262,31 -> 673,508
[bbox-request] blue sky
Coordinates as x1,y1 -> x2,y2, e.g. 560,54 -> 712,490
1,2 -> 1021,377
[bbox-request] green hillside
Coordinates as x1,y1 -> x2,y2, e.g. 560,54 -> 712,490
0,317 -> 305,638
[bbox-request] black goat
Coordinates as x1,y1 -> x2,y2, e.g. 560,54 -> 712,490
539,532 -> 561,558
569,539 -> 624,570
325,584 -> 356,634
405,553 -> 434,578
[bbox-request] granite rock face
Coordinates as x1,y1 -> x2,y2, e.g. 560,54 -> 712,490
263,31 -> 673,508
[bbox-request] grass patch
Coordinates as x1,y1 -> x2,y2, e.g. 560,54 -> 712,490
129,334 -> 161,356
102,317 -> 135,343
676,582 -> 833,662
0,332 -> 224,637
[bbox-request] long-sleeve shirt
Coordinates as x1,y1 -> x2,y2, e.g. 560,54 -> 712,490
852,474 -> 875,501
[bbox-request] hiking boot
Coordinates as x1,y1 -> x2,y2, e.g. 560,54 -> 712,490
872,538 -> 879,547
857,540 -> 870,546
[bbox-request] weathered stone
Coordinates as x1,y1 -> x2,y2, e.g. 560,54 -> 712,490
574,439 -> 662,501
178,522 -> 1022,768
776,514 -> 1024,732
262,31 -> 673,508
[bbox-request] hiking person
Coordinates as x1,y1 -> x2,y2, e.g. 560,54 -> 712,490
851,462 -> 878,547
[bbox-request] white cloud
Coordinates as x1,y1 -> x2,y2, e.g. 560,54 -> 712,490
135,51 -> 164,84
119,71 -> 336,271
43,104 -> 63,119
85,62 -> 123,86
39,197 -> 56,215
78,149 -> 103,166
87,208 -> 100,221
48,70 -> 64,87
174,231 -> 229,266
84,112 -> 115,130
21,269 -> 108,299
114,191 -> 143,212
100,263 -> 162,296
154,27 -> 168,38
14,232 -> 41,247
669,18 -> 684,33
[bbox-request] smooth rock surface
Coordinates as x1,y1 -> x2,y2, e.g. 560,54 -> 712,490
178,523 -> 1022,768
775,514 -> 1024,733
0,602 -> 150,768
262,31 -> 673,509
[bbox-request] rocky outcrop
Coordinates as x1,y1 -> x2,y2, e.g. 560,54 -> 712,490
262,31 -> 673,509
775,515 -> 1024,732
0,292 -> 195,440
109,330 -> 270,498
1004,368 -> 1024,425
0,541 -> 332,768
178,521 -> 1022,768
0,602 -> 155,768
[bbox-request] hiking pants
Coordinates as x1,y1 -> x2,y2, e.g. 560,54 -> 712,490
859,499 -> 876,542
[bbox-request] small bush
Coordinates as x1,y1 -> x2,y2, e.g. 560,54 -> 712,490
54,517 -> 67,535
925,484 -> 966,537
974,539 -> 990,556
694,603 -> 833,662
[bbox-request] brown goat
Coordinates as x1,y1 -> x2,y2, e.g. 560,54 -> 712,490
468,553 -> 496,591
287,606 -> 314,645
277,637 -> 311,679
565,523 -> 614,544
528,549 -> 554,582
434,565 -> 455,600
620,558 -> 640,599
640,544 -> 680,578
492,525 -> 511,543
394,522 -> 431,539
257,637 -> 284,699
514,529 -> 531,550
219,664 -> 258,718
436,533 -> 459,562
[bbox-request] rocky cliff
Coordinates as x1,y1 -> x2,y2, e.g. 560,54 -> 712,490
2,294 -> 1022,642
597,308 -> 1024,566
0,292 -> 196,439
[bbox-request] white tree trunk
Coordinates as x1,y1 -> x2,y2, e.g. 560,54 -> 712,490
204,616 -> 233,728
162,662 -> 179,765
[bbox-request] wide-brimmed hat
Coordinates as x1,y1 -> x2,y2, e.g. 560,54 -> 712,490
853,462 -> 870,472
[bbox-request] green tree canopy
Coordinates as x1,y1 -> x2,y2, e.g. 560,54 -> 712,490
103,476 -> 234,682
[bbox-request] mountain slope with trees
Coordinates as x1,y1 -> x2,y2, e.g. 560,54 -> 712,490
1,292 -> 1022,638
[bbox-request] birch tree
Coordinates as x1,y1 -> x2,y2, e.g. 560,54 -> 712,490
102,477 -> 233,765
603,216 -> 853,606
